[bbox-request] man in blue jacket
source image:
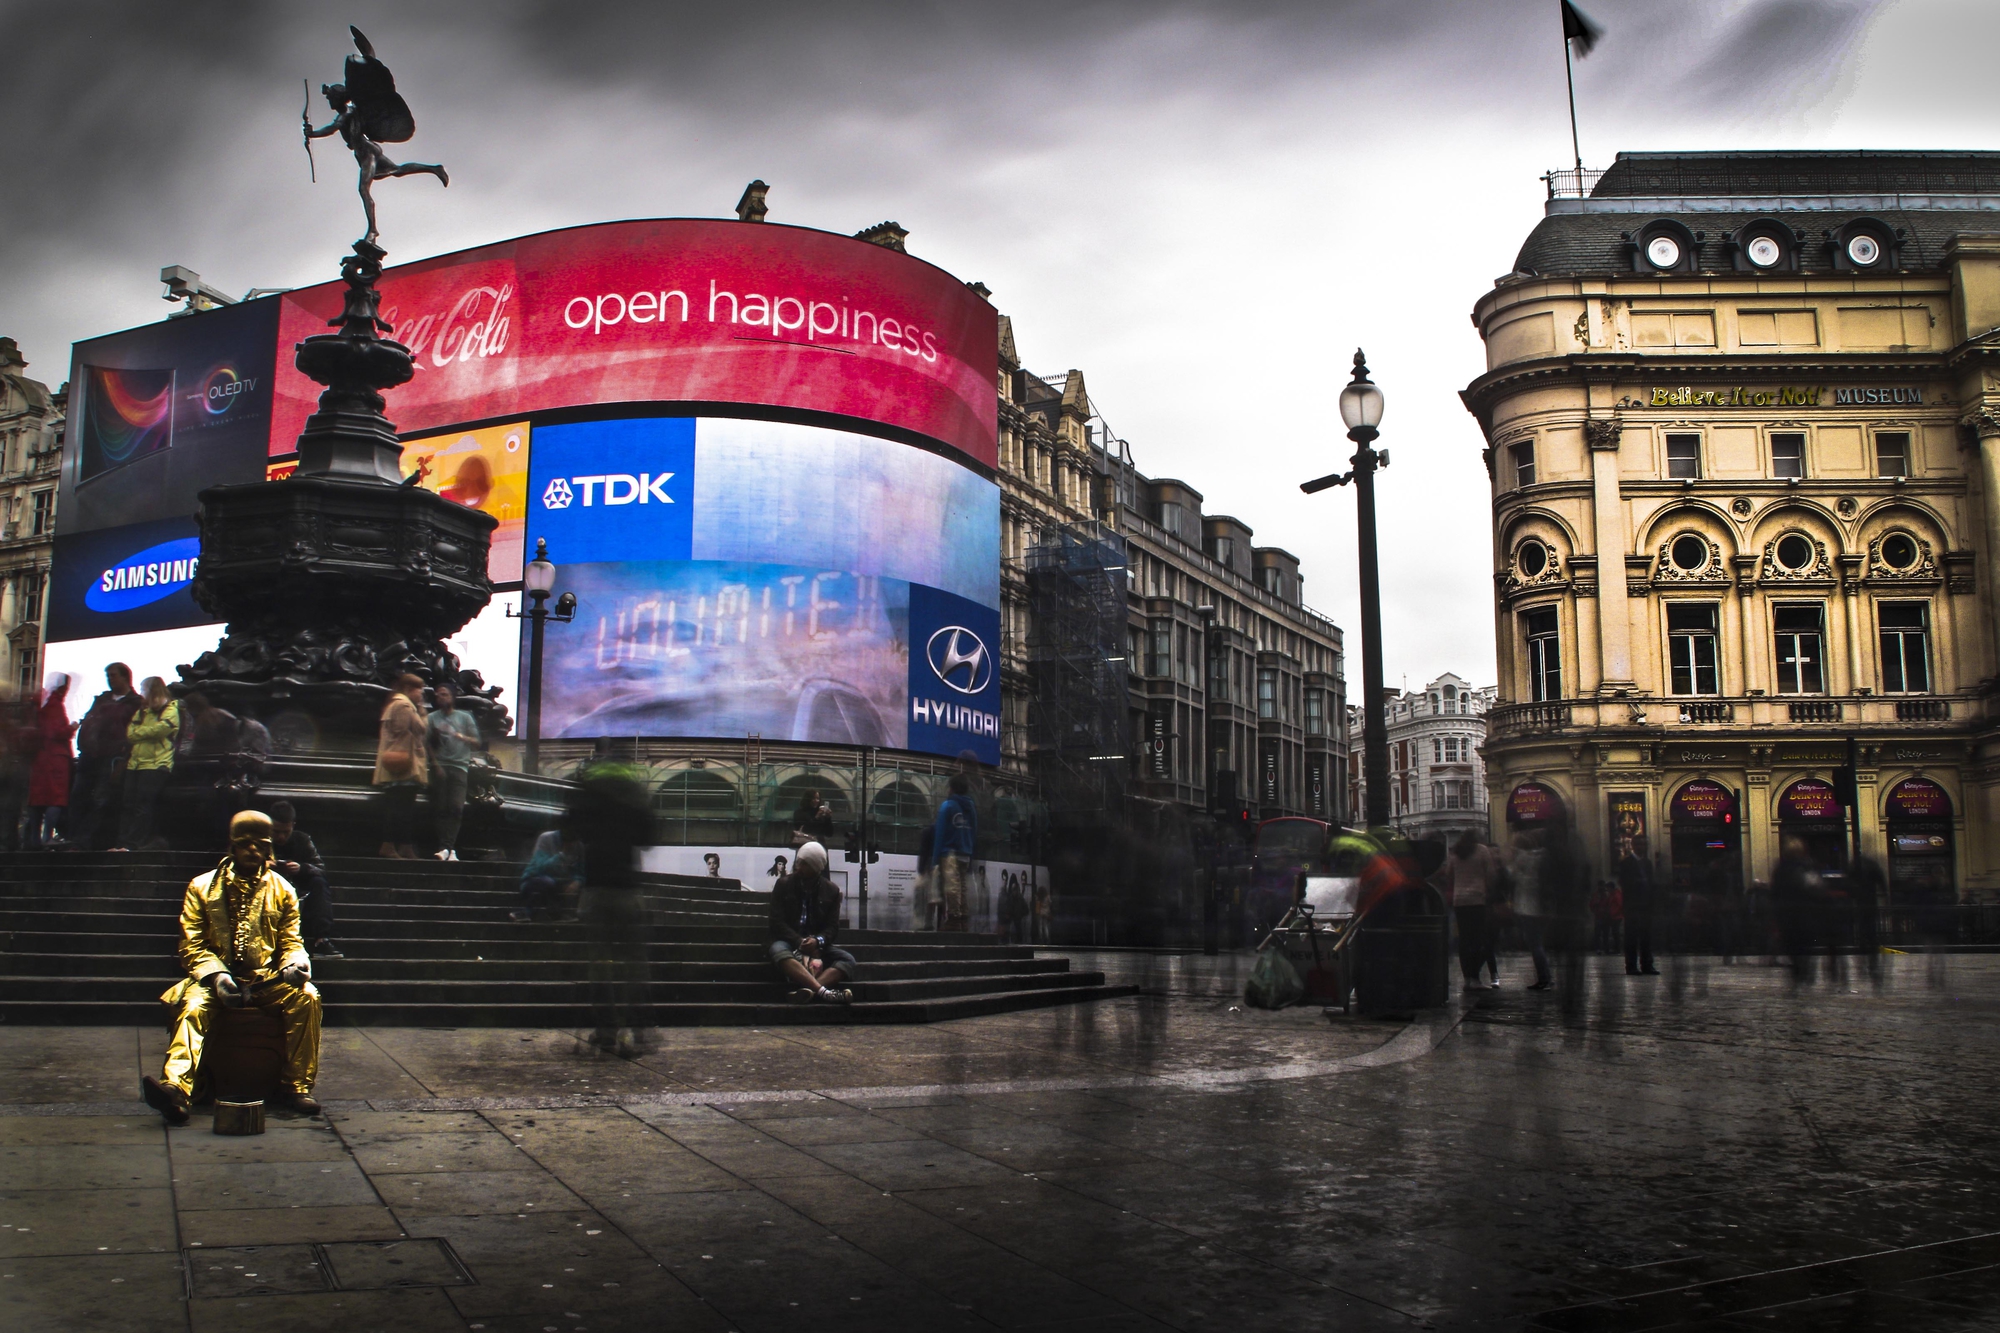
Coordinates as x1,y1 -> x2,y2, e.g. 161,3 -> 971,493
932,775 -> 977,932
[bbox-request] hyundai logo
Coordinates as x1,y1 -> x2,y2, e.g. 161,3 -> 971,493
925,625 -> 992,695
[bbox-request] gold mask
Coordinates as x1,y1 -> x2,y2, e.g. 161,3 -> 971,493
228,809 -> 275,867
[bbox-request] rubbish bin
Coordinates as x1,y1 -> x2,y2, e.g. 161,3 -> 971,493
1352,884 -> 1449,1016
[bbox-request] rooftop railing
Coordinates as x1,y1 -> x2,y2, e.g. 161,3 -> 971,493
1543,167 -> 1606,199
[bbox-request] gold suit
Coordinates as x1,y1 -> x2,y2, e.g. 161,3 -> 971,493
159,858 -> 321,1097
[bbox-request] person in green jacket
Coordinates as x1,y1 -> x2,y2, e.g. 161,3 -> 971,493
114,678 -> 180,851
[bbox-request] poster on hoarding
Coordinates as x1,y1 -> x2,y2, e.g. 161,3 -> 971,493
1606,791 -> 1647,848
398,421 -> 532,582
1778,779 -> 1842,822
1885,777 -> 1952,819
270,219 -> 1000,469
1670,780 -> 1736,823
1506,781 -> 1564,826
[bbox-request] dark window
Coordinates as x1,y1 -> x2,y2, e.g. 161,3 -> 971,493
1880,533 -> 1920,570
1150,620 -> 1171,679
1876,431 -> 1910,478
1512,441 -> 1535,488
1667,603 -> 1721,696
1670,534 -> 1710,572
1775,533 -> 1816,571
1666,433 -> 1702,479
1524,607 -> 1561,702
1518,541 -> 1548,577
1257,667 -> 1277,719
1773,604 -> 1825,695
20,571 -> 43,625
29,491 -> 53,536
1771,432 -> 1806,479
1879,602 -> 1931,694
1305,688 -> 1324,735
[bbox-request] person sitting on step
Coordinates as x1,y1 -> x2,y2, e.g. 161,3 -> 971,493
270,800 -> 340,959
141,809 -> 323,1124
768,841 -> 856,1004
511,828 -> 581,922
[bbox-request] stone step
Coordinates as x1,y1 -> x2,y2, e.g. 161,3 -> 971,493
0,983 -> 1139,1027
0,929 -> 1032,961
0,953 -> 1075,982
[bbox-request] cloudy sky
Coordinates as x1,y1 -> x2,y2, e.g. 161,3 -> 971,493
4,0 -> 1995,691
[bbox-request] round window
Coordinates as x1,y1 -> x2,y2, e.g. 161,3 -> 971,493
1881,532 -> 1919,569
1646,235 -> 1683,269
1746,234 -> 1783,268
1670,534 -> 1709,572
1847,233 -> 1882,267
1776,533 -> 1816,570
1518,541 -> 1548,578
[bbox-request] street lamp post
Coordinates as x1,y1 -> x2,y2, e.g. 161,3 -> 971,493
1301,350 -> 1390,829
507,537 -> 576,777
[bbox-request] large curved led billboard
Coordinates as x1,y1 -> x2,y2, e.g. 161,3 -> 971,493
50,217 -> 1002,764
269,218 -> 999,469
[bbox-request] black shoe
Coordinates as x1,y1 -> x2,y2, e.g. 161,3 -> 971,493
309,939 -> 343,959
1626,967 -> 1641,975
141,1075 -> 190,1126
273,1090 -> 322,1117
1527,981 -> 1552,992
1641,968 -> 1661,976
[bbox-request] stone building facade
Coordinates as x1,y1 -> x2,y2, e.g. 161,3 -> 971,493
1349,675 -> 1496,845
1463,150 -> 2000,901
995,316 -> 1347,825
0,340 -> 63,698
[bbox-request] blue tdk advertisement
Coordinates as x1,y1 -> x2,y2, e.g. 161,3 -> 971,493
525,417 -> 695,565
906,584 -> 1001,767
48,516 -> 207,642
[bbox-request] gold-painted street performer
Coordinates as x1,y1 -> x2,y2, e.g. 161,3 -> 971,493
141,811 -> 322,1124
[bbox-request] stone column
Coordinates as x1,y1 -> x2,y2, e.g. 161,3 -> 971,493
1966,410 -> 2000,677
1585,417 -> 1635,693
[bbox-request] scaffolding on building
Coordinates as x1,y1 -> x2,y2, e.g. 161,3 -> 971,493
1025,521 -> 1130,817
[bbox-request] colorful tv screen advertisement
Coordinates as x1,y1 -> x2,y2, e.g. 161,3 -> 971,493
524,416 -> 1000,762
270,219 -> 999,470
57,299 -> 280,538
398,421 -> 530,583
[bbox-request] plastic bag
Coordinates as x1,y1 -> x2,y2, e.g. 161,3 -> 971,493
1244,946 -> 1304,1010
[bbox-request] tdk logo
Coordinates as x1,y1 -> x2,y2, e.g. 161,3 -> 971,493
925,626 -> 992,694
912,625 -> 998,737
541,473 -> 675,510
85,537 -> 201,613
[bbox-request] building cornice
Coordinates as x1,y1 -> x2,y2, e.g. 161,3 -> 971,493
1462,351 -> 1958,422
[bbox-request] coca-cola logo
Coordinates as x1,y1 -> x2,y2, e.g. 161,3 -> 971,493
385,284 -> 514,373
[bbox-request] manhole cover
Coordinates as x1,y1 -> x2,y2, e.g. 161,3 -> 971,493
187,1245 -> 331,1297
322,1238 -> 472,1290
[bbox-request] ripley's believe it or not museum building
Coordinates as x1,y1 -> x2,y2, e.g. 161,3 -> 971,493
1466,150 -> 2000,904
49,197 -> 1346,931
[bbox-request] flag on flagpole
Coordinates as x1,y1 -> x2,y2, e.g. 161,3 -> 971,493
1562,0 -> 1603,57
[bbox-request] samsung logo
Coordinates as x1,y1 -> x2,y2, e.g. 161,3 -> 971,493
85,537 -> 201,613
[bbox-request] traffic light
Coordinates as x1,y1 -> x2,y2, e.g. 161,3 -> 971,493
866,843 -> 881,864
1833,766 -> 1857,808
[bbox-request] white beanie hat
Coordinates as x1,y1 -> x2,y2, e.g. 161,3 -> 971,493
794,841 -> 828,874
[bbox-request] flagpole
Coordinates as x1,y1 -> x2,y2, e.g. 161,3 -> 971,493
1563,35 -> 1583,174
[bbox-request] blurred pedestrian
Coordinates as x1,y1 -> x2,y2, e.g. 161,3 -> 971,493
932,774 -> 977,932
1031,877 -> 1053,944
113,677 -> 180,850
1444,830 -> 1500,991
1847,850 -> 1886,983
372,674 -> 428,859
1617,836 -> 1658,975
1508,828 -> 1552,990
768,840 -> 856,1003
512,829 -> 581,922
566,755 -> 655,1055
68,662 -> 139,849
26,673 -> 74,849
1772,835 -> 1822,981
425,681 -> 480,862
267,799 -> 340,956
1590,878 -> 1623,955
791,789 -> 835,849
0,688 -> 36,848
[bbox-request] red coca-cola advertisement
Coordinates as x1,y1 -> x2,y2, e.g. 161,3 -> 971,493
269,219 -> 1000,468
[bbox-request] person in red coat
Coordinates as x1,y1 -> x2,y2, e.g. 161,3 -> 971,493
26,674 -> 75,849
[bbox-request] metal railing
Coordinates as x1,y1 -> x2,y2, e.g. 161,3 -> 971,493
1543,167 -> 1606,199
